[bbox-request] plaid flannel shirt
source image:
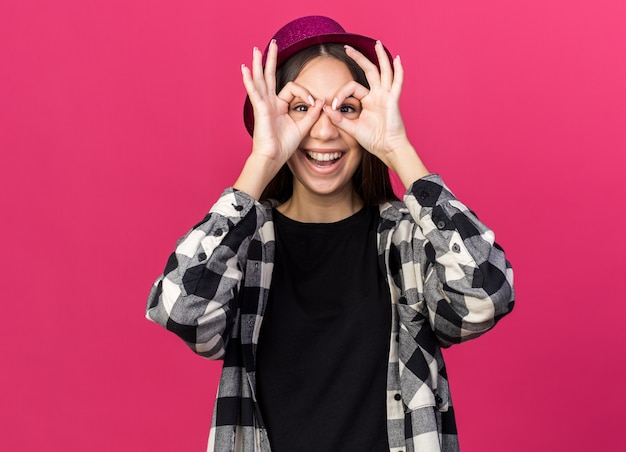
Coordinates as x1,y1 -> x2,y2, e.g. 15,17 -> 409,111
146,174 -> 514,452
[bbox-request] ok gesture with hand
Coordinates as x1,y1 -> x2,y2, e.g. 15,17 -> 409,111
323,41 -> 429,187
236,40 -> 324,198
241,40 -> 323,165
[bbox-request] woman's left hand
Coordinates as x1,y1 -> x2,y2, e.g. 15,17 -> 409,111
325,41 -> 429,186
323,42 -> 410,167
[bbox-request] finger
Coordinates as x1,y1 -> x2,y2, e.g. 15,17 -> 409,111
375,40 -> 393,89
264,40 -> 277,95
241,63 -> 258,100
242,64 -> 271,124
277,81 -> 315,108
344,45 -> 380,89
331,80 -> 369,109
251,46 -> 266,96
323,104 -> 358,138
390,55 -> 404,99
296,99 -> 324,135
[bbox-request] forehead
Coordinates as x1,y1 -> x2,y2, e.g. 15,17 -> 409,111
293,57 -> 354,97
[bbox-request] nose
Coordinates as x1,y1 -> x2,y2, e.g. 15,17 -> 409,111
309,108 -> 339,140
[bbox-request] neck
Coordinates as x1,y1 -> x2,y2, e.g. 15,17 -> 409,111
277,186 -> 363,223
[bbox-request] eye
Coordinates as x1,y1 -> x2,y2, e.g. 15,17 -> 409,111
338,102 -> 361,117
292,104 -> 309,113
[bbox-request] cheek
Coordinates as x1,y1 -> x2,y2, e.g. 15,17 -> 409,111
348,142 -> 364,161
339,130 -> 359,148
285,152 -> 305,174
346,148 -> 364,175
287,110 -> 307,122
285,158 -> 297,174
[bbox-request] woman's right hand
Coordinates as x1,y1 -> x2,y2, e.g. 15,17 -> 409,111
235,40 -> 323,199
241,40 -> 324,166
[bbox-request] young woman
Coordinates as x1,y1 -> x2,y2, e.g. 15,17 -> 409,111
146,16 -> 514,452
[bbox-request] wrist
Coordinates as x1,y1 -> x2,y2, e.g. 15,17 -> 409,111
233,153 -> 284,200
385,141 -> 430,189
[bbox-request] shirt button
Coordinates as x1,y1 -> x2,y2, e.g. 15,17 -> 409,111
437,220 -> 446,229
198,252 -> 207,261
452,243 -> 461,253
214,228 -> 223,236
394,393 -> 402,401
233,204 -> 244,211
419,190 -> 430,199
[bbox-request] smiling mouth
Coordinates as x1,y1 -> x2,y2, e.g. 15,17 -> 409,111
305,151 -> 344,167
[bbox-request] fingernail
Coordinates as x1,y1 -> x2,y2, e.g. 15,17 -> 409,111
332,98 -> 338,110
308,95 -> 315,106
344,45 -> 354,52
396,55 -> 401,61
376,40 -> 382,46
271,39 -> 276,46
253,46 -> 258,54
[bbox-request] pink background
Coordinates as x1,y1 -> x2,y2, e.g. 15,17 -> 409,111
2,0 -> 625,450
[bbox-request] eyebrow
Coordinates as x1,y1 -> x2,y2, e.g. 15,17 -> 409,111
289,94 -> 360,104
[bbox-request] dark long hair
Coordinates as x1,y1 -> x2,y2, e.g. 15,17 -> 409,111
260,43 -> 398,205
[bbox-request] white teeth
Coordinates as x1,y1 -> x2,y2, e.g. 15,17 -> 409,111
307,151 -> 342,161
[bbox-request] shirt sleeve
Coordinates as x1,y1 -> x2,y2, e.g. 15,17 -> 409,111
145,188 -> 262,359
404,174 -> 515,347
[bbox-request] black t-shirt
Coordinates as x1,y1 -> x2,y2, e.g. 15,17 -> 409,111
256,206 -> 391,452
